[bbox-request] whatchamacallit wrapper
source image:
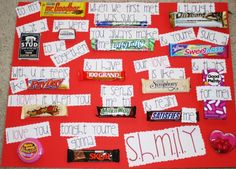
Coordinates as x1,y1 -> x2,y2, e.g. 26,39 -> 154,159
21,105 -> 67,119
142,78 -> 190,93
169,12 -> 228,28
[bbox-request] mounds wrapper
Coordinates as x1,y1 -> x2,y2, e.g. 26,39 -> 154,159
21,105 -> 67,119
169,44 -> 227,57
40,2 -> 86,17
170,11 -> 228,28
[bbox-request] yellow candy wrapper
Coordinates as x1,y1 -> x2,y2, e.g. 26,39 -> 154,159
40,2 -> 86,17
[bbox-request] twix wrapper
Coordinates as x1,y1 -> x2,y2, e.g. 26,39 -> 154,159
40,2 -> 86,17
170,12 -> 228,28
21,105 -> 67,119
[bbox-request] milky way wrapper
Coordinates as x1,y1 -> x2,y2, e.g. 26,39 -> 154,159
142,78 -> 190,94
170,12 -> 228,28
97,106 -> 136,117
21,105 -> 67,119
40,2 -> 86,17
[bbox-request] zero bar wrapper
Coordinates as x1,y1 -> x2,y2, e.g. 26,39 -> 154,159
170,44 -> 227,57
170,12 -> 228,28
142,78 -> 190,93
40,2 -> 86,17
97,106 -> 136,117
28,78 -> 68,89
21,105 -> 67,119
91,39 -> 155,51
67,149 -> 120,162
147,111 -> 199,122
203,69 -> 226,119
83,71 -> 125,81
59,29 -> 76,40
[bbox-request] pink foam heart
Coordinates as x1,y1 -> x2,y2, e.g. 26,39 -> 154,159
209,130 -> 236,153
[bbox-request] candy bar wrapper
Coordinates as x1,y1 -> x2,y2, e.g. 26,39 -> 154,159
170,44 -> 227,57
40,2 -> 86,17
67,149 -> 120,162
21,105 -> 67,119
91,39 -> 155,51
95,21 -> 148,27
170,12 -> 228,28
97,106 -> 136,117
28,78 -> 69,89
83,71 -> 125,81
203,69 -> 226,119
142,78 -> 190,94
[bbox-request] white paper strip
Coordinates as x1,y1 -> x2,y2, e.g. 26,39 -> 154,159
192,59 -> 226,74
102,97 -> 131,107
16,1 -> 40,18
50,41 -> 89,67
196,86 -> 232,101
181,107 -> 197,123
53,20 -> 89,32
89,3 -> 159,15
10,78 -> 27,94
94,13 -> 152,24
84,59 -> 123,72
67,135 -> 96,150
101,85 -> 134,97
90,28 -> 159,40
60,122 -> 119,137
124,125 -> 205,167
43,40 -> 66,56
8,94 -> 91,107
16,19 -> 48,38
143,95 -> 178,113
148,68 -> 185,80
177,3 -> 215,13
134,55 -> 170,73
159,28 -> 196,46
6,122 -> 51,144
197,27 -> 229,45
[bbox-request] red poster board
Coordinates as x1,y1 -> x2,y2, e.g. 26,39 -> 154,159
1,2 -> 236,168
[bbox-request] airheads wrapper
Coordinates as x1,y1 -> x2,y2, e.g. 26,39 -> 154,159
169,44 -> 227,57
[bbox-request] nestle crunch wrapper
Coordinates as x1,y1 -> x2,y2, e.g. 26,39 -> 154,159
40,2 -> 86,17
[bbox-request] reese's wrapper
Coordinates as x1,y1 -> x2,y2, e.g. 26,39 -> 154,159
170,12 -> 228,28
21,105 -> 67,119
67,149 -> 120,162
97,106 -> 136,117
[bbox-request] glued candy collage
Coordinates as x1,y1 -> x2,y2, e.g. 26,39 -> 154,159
2,1 -> 236,168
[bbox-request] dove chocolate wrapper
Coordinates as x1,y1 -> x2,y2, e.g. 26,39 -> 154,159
21,105 -> 67,119
170,11 -> 228,28
67,149 -> 120,162
97,106 -> 136,117
142,78 -> 190,93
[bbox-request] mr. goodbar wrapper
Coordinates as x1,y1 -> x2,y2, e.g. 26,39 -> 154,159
67,149 -> 120,162
170,12 -> 228,28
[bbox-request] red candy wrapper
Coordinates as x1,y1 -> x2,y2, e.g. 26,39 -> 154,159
82,71 -> 125,81
28,78 -> 68,89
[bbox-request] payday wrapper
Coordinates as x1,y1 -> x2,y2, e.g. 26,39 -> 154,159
91,39 -> 155,51
203,69 -> 226,119
170,44 -> 227,57
142,78 -> 190,93
170,11 -> 228,28
21,105 -> 67,119
40,2 -> 86,17
28,78 -> 69,89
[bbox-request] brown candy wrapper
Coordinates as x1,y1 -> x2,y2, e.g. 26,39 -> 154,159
21,105 -> 67,119
67,149 -> 120,162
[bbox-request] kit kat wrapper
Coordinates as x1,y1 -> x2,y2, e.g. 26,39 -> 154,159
21,105 -> 67,119
67,149 -> 120,162
97,106 -> 136,118
170,12 -> 228,28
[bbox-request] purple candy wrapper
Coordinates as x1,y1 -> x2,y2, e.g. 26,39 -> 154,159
203,69 -> 226,119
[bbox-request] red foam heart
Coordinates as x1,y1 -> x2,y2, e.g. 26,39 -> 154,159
209,130 -> 236,153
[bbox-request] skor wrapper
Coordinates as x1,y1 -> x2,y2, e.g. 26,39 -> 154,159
170,12 -> 228,28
